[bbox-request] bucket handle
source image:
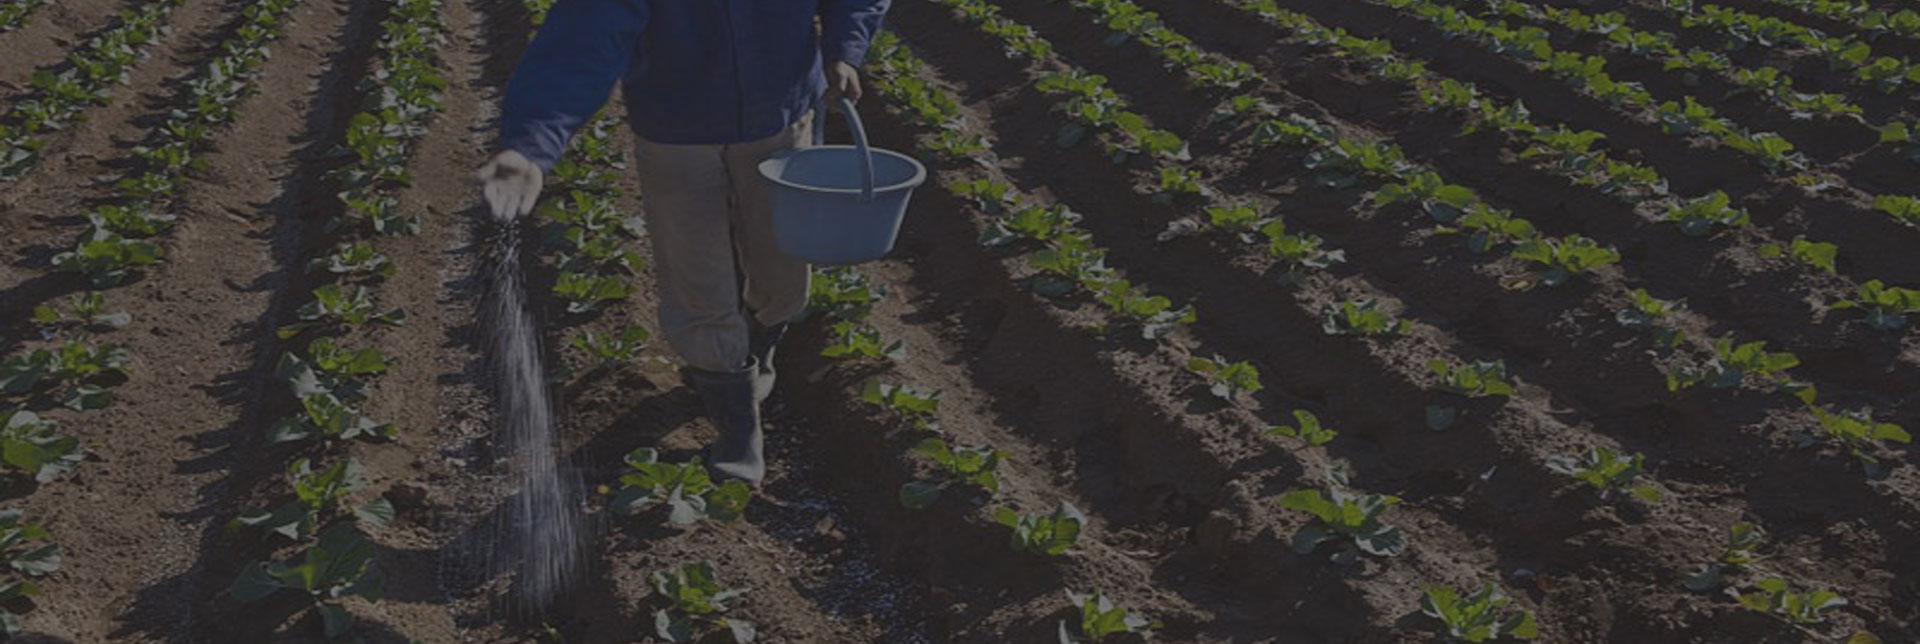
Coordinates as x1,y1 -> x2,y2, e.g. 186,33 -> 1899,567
811,96 -> 878,203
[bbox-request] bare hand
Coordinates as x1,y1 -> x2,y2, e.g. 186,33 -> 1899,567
824,60 -> 863,103
473,149 -> 544,222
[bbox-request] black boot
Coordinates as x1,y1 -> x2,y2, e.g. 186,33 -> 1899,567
685,360 -> 764,484
746,319 -> 790,406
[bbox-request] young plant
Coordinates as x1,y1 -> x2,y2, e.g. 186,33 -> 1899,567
1029,232 -> 1112,297
1545,446 -> 1661,504
1266,409 -> 1337,446
552,270 -> 632,314
229,523 -> 382,639
820,321 -> 905,361
1090,278 -> 1194,340
1280,472 -> 1406,561
1429,359 -> 1516,397
1372,170 -> 1479,222
1058,588 -> 1155,643
1203,202 -> 1265,233
568,326 -> 651,367
265,393 -> 396,444
1729,578 -> 1846,625
1443,203 -> 1538,253
1259,220 -> 1345,279
1511,235 -> 1619,286
650,561 -> 755,643
1153,166 -> 1204,204
899,438 -> 1003,509
277,337 -> 388,401
993,501 -> 1085,556
276,284 -> 406,338
51,231 -> 162,287
1185,355 -> 1262,405
951,177 -> 1015,214
232,458 -> 392,542
1830,280 -> 1920,331
1663,191 -> 1749,236
807,266 -> 882,322
1615,288 -> 1686,348
982,203 -> 1081,247
1322,298 -> 1409,336
29,292 -> 131,331
1808,406 -> 1911,475
1667,338 -> 1803,394
1685,522 -> 1764,592
0,508 -> 59,633
609,448 -> 750,525
860,379 -> 941,434
0,410 -> 82,483
1419,583 -> 1540,642
0,338 -> 131,410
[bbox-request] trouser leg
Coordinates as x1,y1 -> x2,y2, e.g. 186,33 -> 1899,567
632,139 -> 746,374
727,114 -> 814,402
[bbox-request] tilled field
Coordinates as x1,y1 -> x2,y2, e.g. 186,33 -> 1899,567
0,0 -> 1915,642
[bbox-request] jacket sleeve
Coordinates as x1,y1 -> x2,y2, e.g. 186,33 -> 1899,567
497,0 -> 649,171
818,0 -> 889,67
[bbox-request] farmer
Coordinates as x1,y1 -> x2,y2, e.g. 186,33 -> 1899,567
475,0 -> 892,484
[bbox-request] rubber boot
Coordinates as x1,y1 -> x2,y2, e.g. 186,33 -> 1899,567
746,319 -> 790,406
685,360 -> 764,484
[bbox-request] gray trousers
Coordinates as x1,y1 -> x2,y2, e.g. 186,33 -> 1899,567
634,115 -> 814,373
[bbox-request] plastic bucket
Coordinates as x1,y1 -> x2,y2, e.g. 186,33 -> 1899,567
758,97 -> 927,266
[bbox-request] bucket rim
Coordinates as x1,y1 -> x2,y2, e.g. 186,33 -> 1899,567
757,145 -> 929,196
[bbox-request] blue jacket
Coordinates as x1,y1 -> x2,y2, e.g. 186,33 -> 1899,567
498,0 -> 891,171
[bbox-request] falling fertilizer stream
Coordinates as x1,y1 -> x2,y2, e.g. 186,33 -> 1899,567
480,221 -> 586,618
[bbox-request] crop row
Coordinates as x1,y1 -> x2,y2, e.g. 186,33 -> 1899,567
1758,0 -> 1920,40
0,0 -> 319,632
1218,0 -> 1920,352
924,0 -> 1901,634
1479,0 -> 1870,125
868,22 -> 1581,639
221,0 -> 450,637
0,0 -> 188,181
0,0 -> 50,31
1661,0 -> 1920,94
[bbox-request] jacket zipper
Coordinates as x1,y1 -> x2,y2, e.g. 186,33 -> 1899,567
720,0 -> 747,141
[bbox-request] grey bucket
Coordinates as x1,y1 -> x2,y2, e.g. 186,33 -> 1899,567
758,97 -> 928,266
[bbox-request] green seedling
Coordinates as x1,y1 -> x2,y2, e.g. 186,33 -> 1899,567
808,266 -> 882,322
277,337 -> 388,401
1511,235 -> 1619,286
276,284 -> 406,338
0,410 -> 82,483
1322,298 -> 1409,336
569,326 -> 650,367
1372,170 -> 1479,222
1545,446 -> 1661,504
1429,359 -> 1516,397
229,523 -> 383,639
1090,278 -> 1193,340
1204,203 -> 1265,233
981,203 -> 1080,247
552,270 -> 631,314
650,561 -> 755,643
1831,280 -> 1920,331
609,448 -> 750,525
52,230 -> 162,287
1259,220 -> 1344,278
899,438 -> 1003,509
1185,355 -> 1261,405
1663,191 -> 1749,236
30,292 -> 132,330
1266,409 -> 1337,446
951,178 -> 1015,214
861,379 -> 941,434
1667,338 -> 1804,394
233,457 -> 391,542
1058,588 -> 1155,643
1419,583 -> 1540,642
1729,578 -> 1845,625
265,392 -> 395,444
1685,522 -> 1764,591
993,501 -> 1085,556
0,338 -> 130,410
820,321 -> 905,361
1280,472 -> 1405,561
1615,288 -> 1686,348
1808,406 -> 1910,476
